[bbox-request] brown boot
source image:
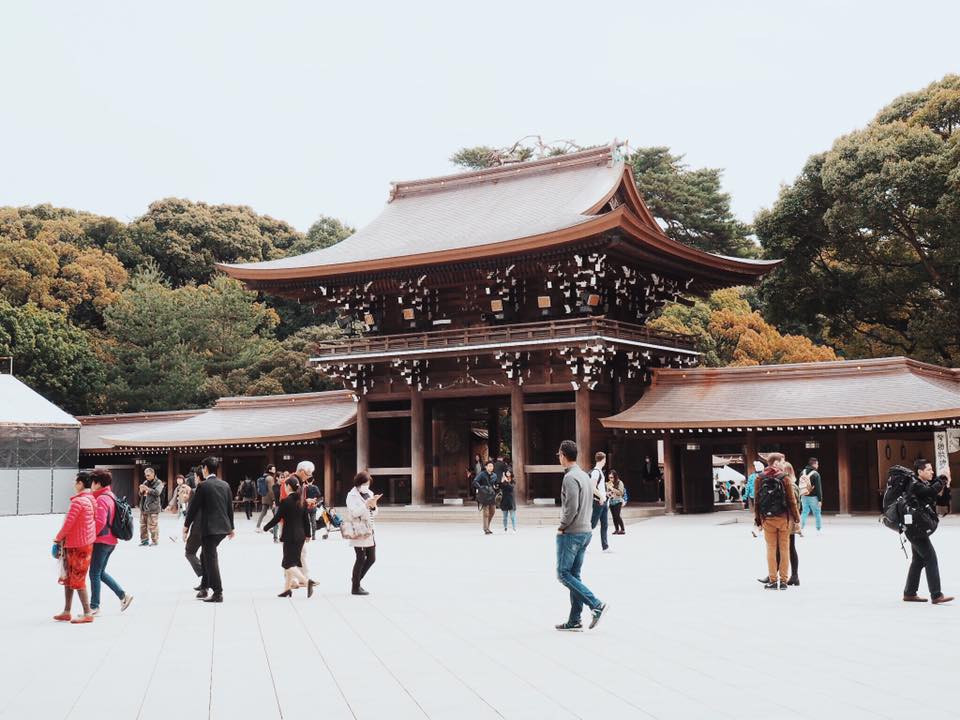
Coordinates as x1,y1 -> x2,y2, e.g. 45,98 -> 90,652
903,594 -> 929,602
932,595 -> 954,605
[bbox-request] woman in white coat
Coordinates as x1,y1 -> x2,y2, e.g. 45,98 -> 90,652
346,471 -> 381,596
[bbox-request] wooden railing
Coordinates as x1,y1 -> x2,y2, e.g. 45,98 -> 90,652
311,316 -> 696,358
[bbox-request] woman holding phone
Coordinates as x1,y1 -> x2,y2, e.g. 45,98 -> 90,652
346,471 -> 381,596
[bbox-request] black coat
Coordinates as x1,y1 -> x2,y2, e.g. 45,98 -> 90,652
498,481 -> 516,511
263,494 -> 311,543
184,476 -> 235,537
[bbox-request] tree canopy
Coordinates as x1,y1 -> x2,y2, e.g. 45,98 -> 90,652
450,139 -> 757,257
756,74 -> 960,364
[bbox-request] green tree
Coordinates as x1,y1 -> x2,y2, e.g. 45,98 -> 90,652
0,298 -> 106,414
756,74 -> 960,364
450,139 -> 757,257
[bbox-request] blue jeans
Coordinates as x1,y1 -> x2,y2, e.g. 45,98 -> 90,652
556,532 -> 602,624
89,543 -> 124,609
591,500 -> 609,549
800,496 -> 822,530
502,509 -> 516,530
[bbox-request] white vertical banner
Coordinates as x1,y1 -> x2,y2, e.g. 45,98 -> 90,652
934,431 -> 949,475
947,428 -> 960,454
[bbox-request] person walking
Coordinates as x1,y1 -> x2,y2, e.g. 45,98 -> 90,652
607,470 -> 626,535
590,452 -> 610,552
255,466 -> 276,530
89,470 -> 134,616
472,459 -> 498,535
183,469 -> 205,593
138,466 -> 163,546
499,469 -> 517,532
799,458 -> 824,532
346,471 -> 381,595
237,476 -> 256,521
640,455 -> 662,501
263,475 -> 315,598
903,459 -> 954,604
183,457 -> 235,603
754,452 -> 800,590
53,472 -> 97,623
555,440 -> 608,631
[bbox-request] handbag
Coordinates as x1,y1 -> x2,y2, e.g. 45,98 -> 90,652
341,513 -> 373,540
56,544 -> 67,583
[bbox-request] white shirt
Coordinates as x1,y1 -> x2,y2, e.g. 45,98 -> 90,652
590,466 -> 606,502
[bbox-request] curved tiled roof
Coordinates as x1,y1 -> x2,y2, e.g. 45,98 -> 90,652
81,391 -> 356,450
219,143 -> 779,283
601,357 -> 960,430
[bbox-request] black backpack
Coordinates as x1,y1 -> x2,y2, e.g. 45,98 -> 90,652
757,475 -> 787,517
110,494 -> 135,541
880,465 -> 940,539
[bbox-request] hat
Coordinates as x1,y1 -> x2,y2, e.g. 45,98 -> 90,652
753,461 -> 765,472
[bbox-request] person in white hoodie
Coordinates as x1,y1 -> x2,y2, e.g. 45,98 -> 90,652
346,471 -> 381,596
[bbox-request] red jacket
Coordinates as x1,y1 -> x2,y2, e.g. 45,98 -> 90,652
93,488 -> 118,546
56,491 -> 96,549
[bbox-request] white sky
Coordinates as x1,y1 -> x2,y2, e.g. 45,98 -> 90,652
2,1 -> 958,232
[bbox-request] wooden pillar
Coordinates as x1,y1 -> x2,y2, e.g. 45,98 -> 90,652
410,389 -> 425,505
487,404 -> 500,458
166,449 -> 176,500
744,430 -> 758,470
837,428 -> 851,515
510,383 -> 528,504
575,386 -> 591,472
356,394 -> 369,472
323,442 -> 334,506
663,435 -> 677,514
266,446 -> 276,469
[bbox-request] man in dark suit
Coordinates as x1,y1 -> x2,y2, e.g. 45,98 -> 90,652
183,456 -> 235,603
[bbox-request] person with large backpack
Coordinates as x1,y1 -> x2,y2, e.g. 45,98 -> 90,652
798,458 -> 824,532
901,459 -> 953,604
472,459 -> 498,535
89,469 -> 134,615
753,452 -> 800,590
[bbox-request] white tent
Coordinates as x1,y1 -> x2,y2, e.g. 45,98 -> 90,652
716,464 -> 745,484
0,374 -> 80,515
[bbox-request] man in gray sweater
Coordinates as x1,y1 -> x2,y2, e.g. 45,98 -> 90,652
555,439 -> 608,631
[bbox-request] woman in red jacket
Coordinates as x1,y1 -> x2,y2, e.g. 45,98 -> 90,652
53,472 -> 98,623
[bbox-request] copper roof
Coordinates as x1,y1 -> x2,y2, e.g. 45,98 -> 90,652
218,143 -> 779,283
601,357 -> 960,430
80,390 -> 356,450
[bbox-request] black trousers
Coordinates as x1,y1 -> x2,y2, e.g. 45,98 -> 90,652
201,534 -> 228,594
610,503 -> 625,533
185,525 -> 203,579
308,508 -> 318,539
242,500 -> 253,520
352,545 -> 376,590
775,534 -> 799,578
905,535 -> 942,598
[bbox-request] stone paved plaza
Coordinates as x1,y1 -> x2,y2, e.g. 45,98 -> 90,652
2,510 -> 959,720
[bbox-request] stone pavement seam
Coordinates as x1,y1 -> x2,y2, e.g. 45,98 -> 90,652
134,598 -> 182,720
290,601 -> 359,719
253,598 -> 286,719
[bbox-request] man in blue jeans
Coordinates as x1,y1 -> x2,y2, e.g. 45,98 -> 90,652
589,451 -> 610,551
555,440 -> 608,631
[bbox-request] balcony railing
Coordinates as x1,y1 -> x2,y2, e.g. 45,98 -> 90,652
311,316 -> 697,359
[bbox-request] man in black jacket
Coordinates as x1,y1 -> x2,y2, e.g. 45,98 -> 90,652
183,469 -> 205,593
183,457 -> 235,603
903,459 -> 953,605
472,460 -> 498,535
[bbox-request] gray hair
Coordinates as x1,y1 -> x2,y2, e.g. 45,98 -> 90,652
296,460 -> 315,475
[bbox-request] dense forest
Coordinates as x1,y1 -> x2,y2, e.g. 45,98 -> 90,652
2,75 -> 957,415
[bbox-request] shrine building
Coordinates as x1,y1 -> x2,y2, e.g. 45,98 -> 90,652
219,143 -> 777,504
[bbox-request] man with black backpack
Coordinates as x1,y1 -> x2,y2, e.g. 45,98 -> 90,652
902,459 -> 953,604
754,452 -> 800,590
472,459 -> 498,535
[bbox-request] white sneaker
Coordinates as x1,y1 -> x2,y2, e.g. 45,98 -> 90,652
121,594 -> 134,612
90,608 -> 101,616
603,548 -> 613,553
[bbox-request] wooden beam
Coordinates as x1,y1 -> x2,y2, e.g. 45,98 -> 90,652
511,383 -> 528,504
744,430 -> 757,473
837,428 -> 851,515
356,394 -> 369,472
368,467 -> 412,475
410,389 -> 426,505
323,443 -> 334,507
166,449 -> 176,503
522,401 -> 576,413
368,409 -> 412,419
524,464 -> 564,474
663,436 -> 677,514
575,386 -> 591,472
